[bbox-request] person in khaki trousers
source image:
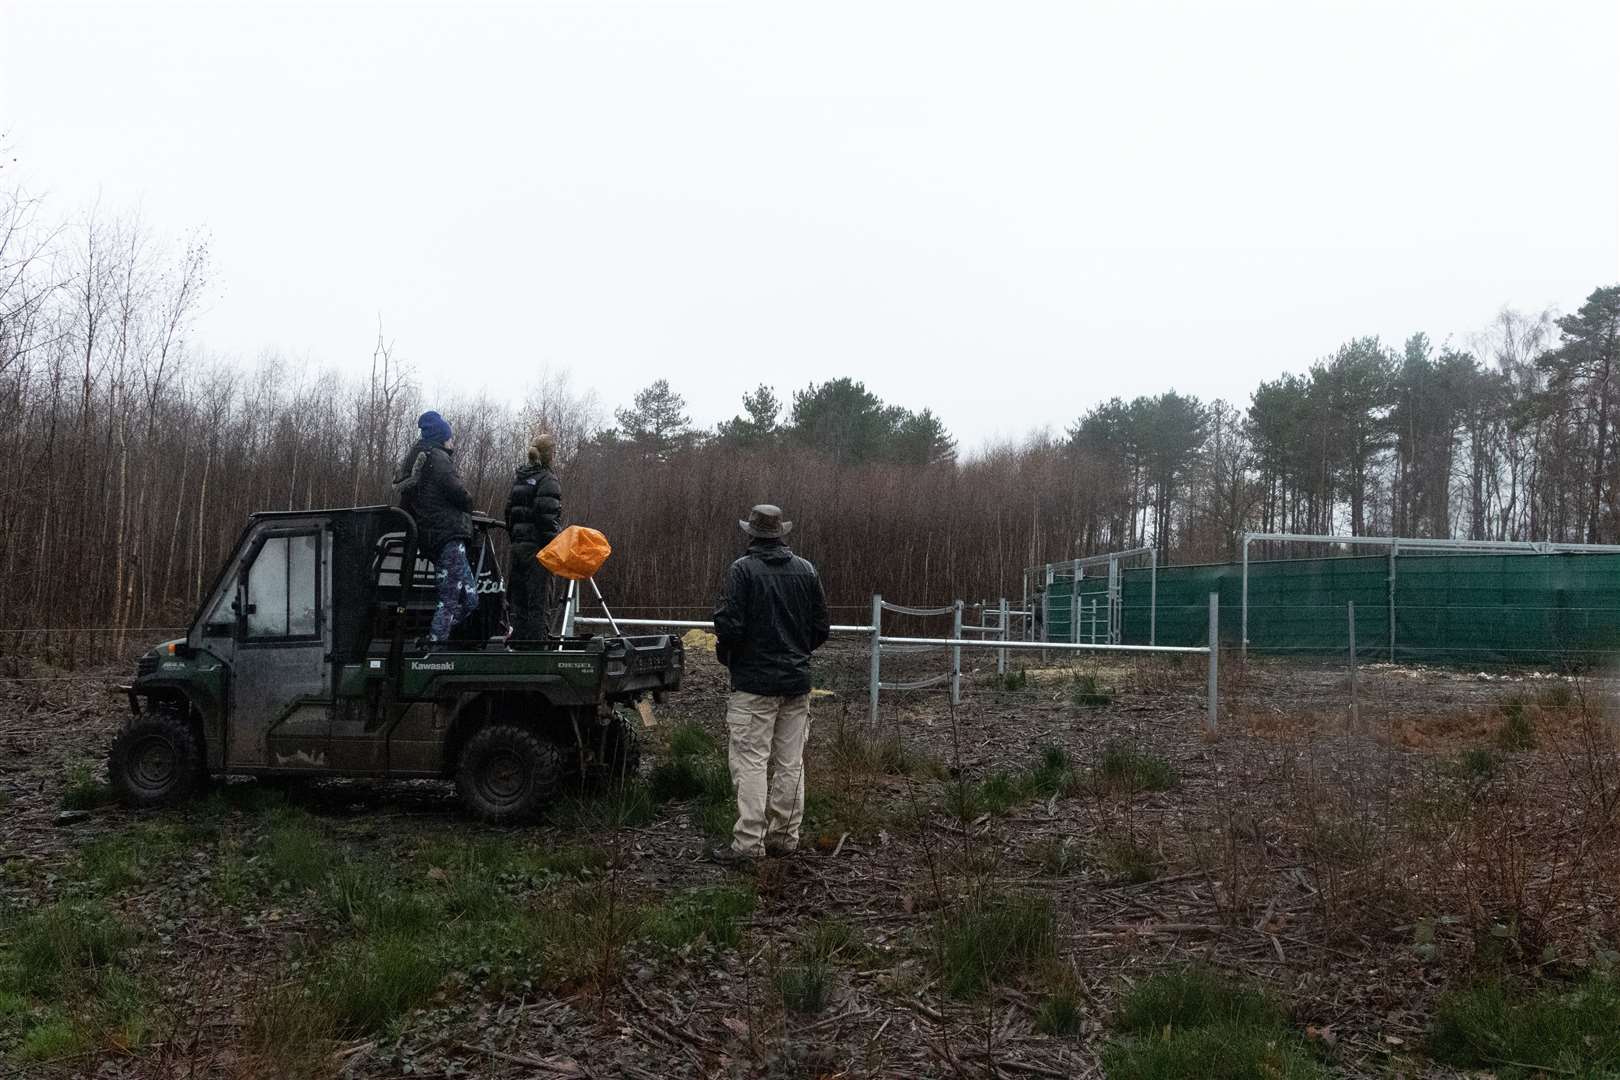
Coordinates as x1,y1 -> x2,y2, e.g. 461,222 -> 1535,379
709,505 -> 831,864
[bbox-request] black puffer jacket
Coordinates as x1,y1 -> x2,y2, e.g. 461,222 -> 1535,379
712,540 -> 831,696
504,463 -> 562,547
393,439 -> 474,559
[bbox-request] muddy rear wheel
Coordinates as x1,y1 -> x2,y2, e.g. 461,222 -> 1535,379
456,724 -> 562,823
591,709 -> 642,789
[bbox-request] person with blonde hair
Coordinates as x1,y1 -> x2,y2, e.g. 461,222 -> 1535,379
504,433 -> 562,644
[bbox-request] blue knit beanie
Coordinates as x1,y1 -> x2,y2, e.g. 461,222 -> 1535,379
418,410 -> 452,445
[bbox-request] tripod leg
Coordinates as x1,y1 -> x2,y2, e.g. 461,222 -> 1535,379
588,577 -> 622,636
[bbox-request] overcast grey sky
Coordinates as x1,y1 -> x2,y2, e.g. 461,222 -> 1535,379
4,0 -> 1616,449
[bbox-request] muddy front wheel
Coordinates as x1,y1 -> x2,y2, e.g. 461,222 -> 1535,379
108,711 -> 201,808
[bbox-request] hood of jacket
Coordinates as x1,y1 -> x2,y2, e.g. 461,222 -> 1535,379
748,539 -> 794,565
513,461 -> 548,481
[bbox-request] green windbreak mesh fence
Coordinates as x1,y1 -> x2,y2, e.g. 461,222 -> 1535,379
1120,562 -> 1230,647
1392,553 -> 1620,665
1045,551 -> 1620,665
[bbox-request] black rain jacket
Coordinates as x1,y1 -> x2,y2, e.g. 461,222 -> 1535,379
393,438 -> 474,559
504,463 -> 562,548
712,539 -> 831,696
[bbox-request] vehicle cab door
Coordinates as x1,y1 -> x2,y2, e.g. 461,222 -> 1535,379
227,526 -> 333,769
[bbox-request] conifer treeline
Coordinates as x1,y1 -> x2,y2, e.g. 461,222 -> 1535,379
2,193 -> 1616,648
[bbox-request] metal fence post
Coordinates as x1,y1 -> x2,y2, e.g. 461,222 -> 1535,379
868,594 -> 882,727
997,597 -> 1009,675
1387,546 -> 1396,664
1348,600 -> 1359,732
950,600 -> 963,706
1020,574 -> 1029,643
1149,548 -> 1158,646
1207,592 -> 1219,734
1240,536 -> 1250,658
1107,556 -> 1120,645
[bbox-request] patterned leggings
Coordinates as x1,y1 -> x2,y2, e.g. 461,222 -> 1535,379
430,540 -> 480,642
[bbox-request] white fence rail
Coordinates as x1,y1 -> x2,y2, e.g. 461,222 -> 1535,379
573,591 -> 1221,732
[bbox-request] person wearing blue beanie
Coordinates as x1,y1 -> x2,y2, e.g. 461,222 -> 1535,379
417,410 -> 453,446
393,409 -> 478,645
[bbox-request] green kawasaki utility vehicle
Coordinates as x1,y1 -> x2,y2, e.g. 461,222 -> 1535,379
110,505 -> 683,822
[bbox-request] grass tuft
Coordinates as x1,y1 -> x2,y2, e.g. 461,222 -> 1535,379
931,891 -> 1056,998
7,900 -> 134,997
1497,698 -> 1537,751
1070,673 -> 1113,708
92,966 -> 152,1050
989,669 -> 1029,691
801,918 -> 856,962
1104,968 -> 1324,1080
265,817 -> 335,890
1429,975 -> 1620,1078
645,886 -> 756,951
647,756 -> 707,801
1091,742 -> 1178,794
666,721 -> 719,760
18,1015 -> 88,1061
1102,1023 -> 1325,1079
646,749 -> 732,839
1029,836 -> 1080,876
1456,747 -> 1499,780
242,982 -> 337,1079
75,837 -> 148,894
326,862 -> 443,936
1537,683 -> 1575,710
546,887 -> 643,991
775,917 -> 858,1014
553,781 -> 658,829
1095,836 -> 1163,884
802,788 -> 885,844
978,772 -> 1022,815
776,961 -> 834,1014
691,764 -> 736,837
1115,968 -> 1283,1032
828,725 -> 935,777
1036,987 -> 1084,1035
316,934 -> 446,1036
947,746 -> 1079,820
523,843 -> 609,880
60,762 -> 118,811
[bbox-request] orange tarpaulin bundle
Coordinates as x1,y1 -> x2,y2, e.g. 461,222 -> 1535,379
538,526 -> 612,580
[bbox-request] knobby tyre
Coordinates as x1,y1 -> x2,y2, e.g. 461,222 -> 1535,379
456,723 -> 563,823
108,706 -> 202,807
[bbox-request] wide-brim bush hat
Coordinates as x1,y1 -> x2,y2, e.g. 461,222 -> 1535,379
739,504 -> 793,539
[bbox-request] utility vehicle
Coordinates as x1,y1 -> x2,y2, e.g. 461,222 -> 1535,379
110,505 -> 682,822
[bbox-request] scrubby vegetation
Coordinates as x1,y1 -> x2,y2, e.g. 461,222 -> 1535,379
8,648 -> 1620,1076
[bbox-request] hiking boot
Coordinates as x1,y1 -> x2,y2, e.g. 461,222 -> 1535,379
706,844 -> 760,868
765,839 -> 799,858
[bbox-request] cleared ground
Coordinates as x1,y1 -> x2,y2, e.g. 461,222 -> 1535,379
3,637 -> 1620,1078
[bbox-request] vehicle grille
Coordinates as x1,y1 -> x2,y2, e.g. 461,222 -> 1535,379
136,655 -> 159,677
